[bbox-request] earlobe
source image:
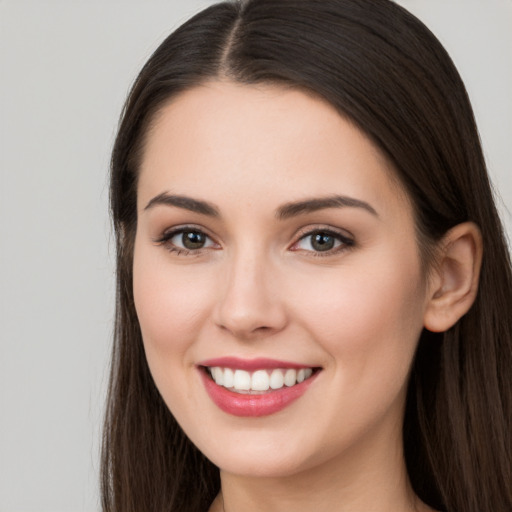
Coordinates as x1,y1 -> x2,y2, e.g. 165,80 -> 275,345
423,222 -> 483,333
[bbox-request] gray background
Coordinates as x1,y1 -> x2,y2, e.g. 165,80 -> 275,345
1,1 -> 510,510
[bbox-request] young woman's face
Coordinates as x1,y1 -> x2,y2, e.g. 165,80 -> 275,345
134,81 -> 431,478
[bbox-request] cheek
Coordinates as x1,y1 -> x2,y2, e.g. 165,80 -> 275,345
132,242 -> 214,364
294,247 -> 426,385
132,242 -> 221,423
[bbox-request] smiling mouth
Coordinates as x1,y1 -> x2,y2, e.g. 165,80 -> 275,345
203,366 -> 320,394
198,359 -> 322,416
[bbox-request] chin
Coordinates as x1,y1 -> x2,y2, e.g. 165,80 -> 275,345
192,427 -> 325,479
212,451 -> 314,479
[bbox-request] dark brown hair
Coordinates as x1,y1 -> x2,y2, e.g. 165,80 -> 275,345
102,1 -> 512,510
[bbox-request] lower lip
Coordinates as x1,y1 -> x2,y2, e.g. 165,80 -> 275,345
199,369 -> 319,417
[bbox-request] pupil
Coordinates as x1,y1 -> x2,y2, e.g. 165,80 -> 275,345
183,231 -> 205,249
312,233 -> 334,251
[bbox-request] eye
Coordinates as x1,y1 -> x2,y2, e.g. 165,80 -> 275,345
172,230 -> 212,250
292,229 -> 354,254
155,227 -> 219,254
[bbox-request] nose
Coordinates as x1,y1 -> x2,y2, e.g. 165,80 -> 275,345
213,250 -> 288,340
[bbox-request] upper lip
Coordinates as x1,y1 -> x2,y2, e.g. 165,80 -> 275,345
198,357 -> 318,371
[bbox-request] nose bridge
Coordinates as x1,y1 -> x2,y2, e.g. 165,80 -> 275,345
214,243 -> 286,338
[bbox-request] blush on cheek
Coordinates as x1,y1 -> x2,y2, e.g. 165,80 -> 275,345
296,255 -> 425,362
133,248 -> 217,362
135,282 -> 202,353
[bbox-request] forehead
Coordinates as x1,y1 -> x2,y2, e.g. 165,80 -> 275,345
138,80 -> 410,216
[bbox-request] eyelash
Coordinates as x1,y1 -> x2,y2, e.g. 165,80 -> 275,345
153,225 -> 218,257
291,227 -> 355,257
153,225 -> 355,257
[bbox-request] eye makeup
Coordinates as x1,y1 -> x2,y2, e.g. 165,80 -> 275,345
152,223 -> 355,259
153,224 -> 220,257
290,226 -> 355,257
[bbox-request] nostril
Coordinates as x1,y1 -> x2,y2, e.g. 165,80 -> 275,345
217,322 -> 278,339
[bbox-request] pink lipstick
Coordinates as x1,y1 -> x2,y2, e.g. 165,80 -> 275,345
198,357 -> 320,417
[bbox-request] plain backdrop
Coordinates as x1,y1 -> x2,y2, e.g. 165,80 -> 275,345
0,1 -> 510,511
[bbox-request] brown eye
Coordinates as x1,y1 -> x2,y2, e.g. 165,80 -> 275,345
181,231 -> 207,249
156,227 -> 218,254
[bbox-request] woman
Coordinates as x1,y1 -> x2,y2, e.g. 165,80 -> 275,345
101,1 -> 512,511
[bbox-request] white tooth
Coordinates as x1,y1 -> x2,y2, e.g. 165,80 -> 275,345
251,370 -> 270,391
233,369 -> 251,390
304,368 -> 313,379
212,367 -> 223,385
223,368 -> 234,388
269,369 -> 284,389
284,369 -> 297,387
297,369 -> 306,383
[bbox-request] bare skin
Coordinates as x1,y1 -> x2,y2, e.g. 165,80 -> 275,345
134,81 -> 480,512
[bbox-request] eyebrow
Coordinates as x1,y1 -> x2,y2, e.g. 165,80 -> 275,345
276,195 -> 378,219
143,192 -> 378,219
144,192 -> 220,217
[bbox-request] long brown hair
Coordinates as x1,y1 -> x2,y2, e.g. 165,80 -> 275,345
102,1 -> 512,510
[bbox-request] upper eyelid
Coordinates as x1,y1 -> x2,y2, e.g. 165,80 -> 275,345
293,224 -> 354,241
289,226 -> 355,253
153,226 -> 219,255
156,224 -> 216,241
153,223 -> 354,249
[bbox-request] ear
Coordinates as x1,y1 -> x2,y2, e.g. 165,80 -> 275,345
423,222 -> 483,333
